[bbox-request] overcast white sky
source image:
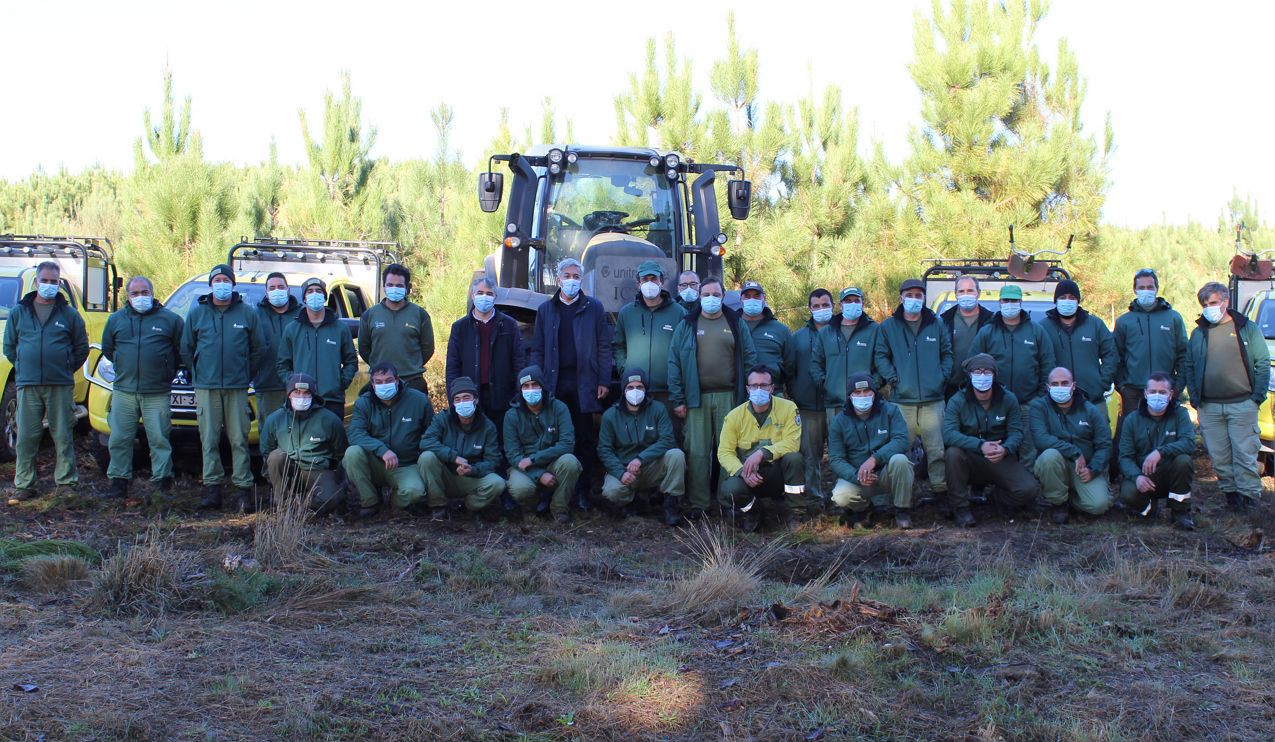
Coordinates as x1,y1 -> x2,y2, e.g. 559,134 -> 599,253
3,0 -> 1271,228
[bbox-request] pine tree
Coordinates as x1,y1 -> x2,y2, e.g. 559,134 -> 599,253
298,71 -> 377,209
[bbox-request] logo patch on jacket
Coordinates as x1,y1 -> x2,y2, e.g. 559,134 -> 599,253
374,321 -> 386,329
1081,336 -> 1092,342
646,425 -> 656,431
325,339 -> 337,345
994,415 -> 1006,422
54,321 -> 65,328
1023,340 -> 1035,346
697,329 -> 705,336
1159,325 -> 1170,331
309,436 -> 323,442
233,323 -> 245,329
855,341 -> 868,347
401,417 -> 412,423
151,326 -> 163,332
877,428 -> 888,435
1078,420 -> 1090,427
662,324 -> 674,331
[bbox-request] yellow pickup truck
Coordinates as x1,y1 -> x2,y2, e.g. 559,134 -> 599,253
1233,281 -> 1275,466
0,235 -> 119,461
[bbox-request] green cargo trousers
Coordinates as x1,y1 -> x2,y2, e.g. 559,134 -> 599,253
1017,403 -> 1038,469
897,401 -> 946,492
342,446 -> 427,508
1034,448 -> 1112,515
417,450 -> 505,512
14,384 -> 77,490
599,449 -> 686,506
255,390 -> 287,424
107,390 -> 173,482
944,446 -> 1040,511
265,449 -> 343,507
195,388 -> 253,489
1198,400 -> 1261,500
830,453 -> 915,512
719,451 -> 807,513
507,454 -> 583,517
797,408 -> 828,506
682,390 -> 735,510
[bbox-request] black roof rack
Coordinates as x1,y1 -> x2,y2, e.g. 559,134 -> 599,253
921,258 -> 1071,283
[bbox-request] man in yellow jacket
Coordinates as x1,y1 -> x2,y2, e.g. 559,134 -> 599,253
718,364 -> 806,530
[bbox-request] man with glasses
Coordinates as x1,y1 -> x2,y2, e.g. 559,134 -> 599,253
718,365 -> 805,530
675,271 -> 701,311
940,275 -> 995,399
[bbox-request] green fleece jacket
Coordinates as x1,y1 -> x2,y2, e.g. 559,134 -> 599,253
597,397 -> 677,479
260,405 -> 348,470
254,296 -> 299,393
969,313 -> 1055,404
667,305 -> 758,409
3,292 -> 90,388
943,385 -> 1025,455
1183,310 -> 1271,406
502,396 -> 576,482
276,308 -> 358,404
420,409 -> 502,477
613,293 -> 685,392
100,300 -> 183,395
874,306 -> 951,404
347,383 -> 434,464
1113,298 -> 1188,390
1028,392 -> 1113,473
1040,308 -> 1118,399
358,300 -> 435,379
785,320 -> 825,411
1117,400 -> 1196,481
180,292 -> 266,390
743,307 -> 792,384
811,315 -> 881,409
827,400 -> 911,481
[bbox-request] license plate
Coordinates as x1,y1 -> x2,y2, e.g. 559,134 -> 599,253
171,393 -> 196,408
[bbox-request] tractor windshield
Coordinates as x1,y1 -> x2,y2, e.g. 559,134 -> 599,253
538,159 -> 677,288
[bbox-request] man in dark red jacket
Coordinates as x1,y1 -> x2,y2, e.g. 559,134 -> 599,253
445,275 -> 526,438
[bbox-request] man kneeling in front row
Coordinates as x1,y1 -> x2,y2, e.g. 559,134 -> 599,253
597,368 -> 686,525
504,365 -> 582,524
719,365 -> 805,531
1030,366 -> 1113,523
261,373 -> 348,513
829,372 -> 916,529
418,376 -> 505,521
1116,371 -> 1196,530
343,362 -> 435,519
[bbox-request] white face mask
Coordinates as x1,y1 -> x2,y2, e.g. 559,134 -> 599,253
290,396 -> 313,412
639,282 -> 662,299
625,388 -> 645,406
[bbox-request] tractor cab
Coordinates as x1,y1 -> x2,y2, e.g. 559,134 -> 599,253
477,145 -> 750,321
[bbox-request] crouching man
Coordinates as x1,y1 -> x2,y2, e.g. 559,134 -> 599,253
418,376 -> 505,521
504,365 -> 581,524
1117,371 -> 1196,530
942,354 -> 1041,527
343,363 -> 435,519
718,365 -> 805,530
829,372 -> 915,529
598,369 -> 685,525
260,373 -> 348,513
1030,367 -> 1113,523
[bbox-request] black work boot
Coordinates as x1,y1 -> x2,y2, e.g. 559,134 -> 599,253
234,487 -> 256,514
894,507 -> 914,530
1226,492 -> 1249,513
353,503 -> 380,521
107,478 -> 129,499
662,495 -> 684,526
1173,511 -> 1197,531
1049,504 -> 1070,525
198,484 -> 222,510
840,508 -> 869,529
157,477 -> 174,495
430,507 -> 448,522
954,508 -> 977,528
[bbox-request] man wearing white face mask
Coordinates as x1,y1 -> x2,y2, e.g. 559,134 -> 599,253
1116,372 -> 1196,529
260,373 -> 349,514
828,372 -> 915,529
276,277 -> 356,420
598,368 -> 685,524
503,365 -> 581,524
359,263 -> 435,394
675,271 -> 701,310
1112,268 -> 1187,464
1029,367 -> 1113,523
1040,280 -> 1118,430
718,365 -> 805,530
418,376 -> 506,521
940,275 -> 994,398
254,272 -> 298,418
100,276 -> 184,504
739,281 -> 791,387
1184,282 -> 1270,512
344,362 -> 435,519
613,262 -> 685,419
446,276 -> 525,432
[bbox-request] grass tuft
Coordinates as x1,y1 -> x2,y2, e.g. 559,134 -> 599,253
90,527 -> 196,616
664,523 -> 789,621
253,458 -> 315,567
21,554 -> 91,592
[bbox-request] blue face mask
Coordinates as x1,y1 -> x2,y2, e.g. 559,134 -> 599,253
851,394 -> 874,412
559,278 -> 581,298
374,382 -> 398,401
1000,302 -> 1022,319
521,388 -> 543,406
679,288 -> 699,303
811,308 -> 833,324
1055,299 -> 1078,317
901,297 -> 924,314
1135,289 -> 1157,309
700,295 -> 723,314
267,289 -> 290,307
842,302 -> 863,321
748,388 -> 771,407
742,298 -> 764,316
129,295 -> 153,313
211,282 -> 233,301
970,373 -> 994,392
454,400 -> 477,418
1049,385 -> 1073,404
473,294 -> 495,313
1202,305 -> 1225,324
956,294 -> 979,311
384,286 -> 407,303
37,282 -> 61,300
1145,392 -> 1170,412
304,293 -> 326,312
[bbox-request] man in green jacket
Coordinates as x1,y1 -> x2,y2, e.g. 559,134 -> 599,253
828,372 -> 915,529
2,261 -> 89,502
598,368 -> 685,525
668,277 -> 758,518
1183,281 -> 1270,512
739,280 -> 791,387
1112,268 -> 1188,465
359,263 -> 435,393
418,376 -> 505,521
181,263 -> 267,512
943,354 -> 1040,527
1030,367 -> 1113,523
1117,371 -> 1196,530
255,272 -> 298,418
874,278 -> 952,499
101,276 -> 184,503
276,277 -> 357,420
1039,280 -> 1118,428
261,373 -> 349,513
503,365 -> 581,524
613,261 -> 685,418
343,362 -> 435,519
940,274 -> 995,398
969,284 -> 1056,468
786,289 -> 835,510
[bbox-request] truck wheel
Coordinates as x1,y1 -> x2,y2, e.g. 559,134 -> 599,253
0,381 -> 16,462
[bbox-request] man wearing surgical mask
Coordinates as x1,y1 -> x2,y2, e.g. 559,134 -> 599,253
739,280 -> 791,387
359,263 -> 435,394
276,277 -> 356,420
597,368 -> 685,524
446,275 -> 525,433
530,258 -> 614,510
675,271 -> 701,310
613,261 -> 685,425
418,376 -> 506,521
1116,372 -> 1196,530
788,288 -> 838,510
828,372 -> 915,529
100,275 -> 184,505
343,362 -> 435,520
254,272 -> 298,418
969,284 -> 1056,468
182,263 -> 266,512
260,373 -> 348,514
1029,367 -> 1113,523
942,354 -> 1041,527
1112,268 -> 1187,467
503,365 -> 582,524
1184,282 -> 1270,512
1040,280 -> 1118,430
718,365 -> 805,531
940,275 -> 994,398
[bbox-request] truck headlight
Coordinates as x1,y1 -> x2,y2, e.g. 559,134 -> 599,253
96,357 -> 116,383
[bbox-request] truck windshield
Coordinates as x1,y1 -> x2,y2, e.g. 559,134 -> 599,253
0,277 -> 21,319
539,159 -> 676,288
1257,298 -> 1275,339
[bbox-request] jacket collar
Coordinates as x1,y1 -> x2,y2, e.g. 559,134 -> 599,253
292,306 -> 337,326
891,304 -> 938,327
198,291 -> 244,307
19,291 -> 70,309
1127,296 -> 1173,313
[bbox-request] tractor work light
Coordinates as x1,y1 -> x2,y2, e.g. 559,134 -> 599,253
549,163 -> 562,175
547,148 -> 564,164
649,156 -> 661,168
666,168 -> 679,181
664,153 -> 680,169
566,151 -> 578,164
506,223 -> 517,234
503,236 -> 522,249
711,244 -> 727,257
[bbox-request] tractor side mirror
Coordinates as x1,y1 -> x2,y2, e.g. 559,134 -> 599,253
478,172 -> 504,213
727,179 -> 751,220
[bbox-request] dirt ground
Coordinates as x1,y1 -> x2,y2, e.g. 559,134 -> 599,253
1,435 -> 1274,741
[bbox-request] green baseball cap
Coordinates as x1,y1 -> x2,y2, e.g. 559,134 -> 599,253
999,285 -> 1023,301
839,286 -> 864,301
636,261 -> 663,279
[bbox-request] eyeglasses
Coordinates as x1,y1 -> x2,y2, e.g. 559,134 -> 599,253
745,383 -> 773,391
677,281 -> 700,289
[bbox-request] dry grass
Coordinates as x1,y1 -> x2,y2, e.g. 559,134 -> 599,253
663,524 -> 790,622
21,553 -> 91,592
254,457 -> 315,567
90,526 -> 198,616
